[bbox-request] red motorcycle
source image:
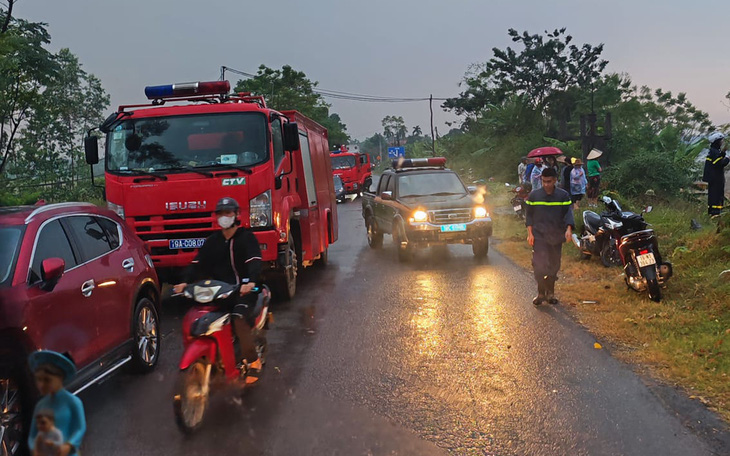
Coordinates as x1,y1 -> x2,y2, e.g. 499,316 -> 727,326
172,280 -> 270,434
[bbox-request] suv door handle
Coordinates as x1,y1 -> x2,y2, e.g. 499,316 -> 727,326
122,258 -> 135,272
81,280 -> 95,298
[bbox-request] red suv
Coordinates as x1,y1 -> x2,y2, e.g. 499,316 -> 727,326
0,202 -> 161,455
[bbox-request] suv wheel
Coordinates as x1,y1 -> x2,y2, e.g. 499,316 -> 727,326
0,366 -> 32,456
131,297 -> 161,373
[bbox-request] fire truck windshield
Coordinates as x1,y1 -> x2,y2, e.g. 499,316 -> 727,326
106,113 -> 268,173
331,155 -> 356,170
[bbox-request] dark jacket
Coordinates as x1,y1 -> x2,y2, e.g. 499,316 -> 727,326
184,227 -> 262,285
703,147 -> 729,183
525,187 -> 575,245
561,165 -> 573,192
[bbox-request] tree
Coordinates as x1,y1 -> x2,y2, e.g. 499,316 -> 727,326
443,28 -> 608,121
0,11 -> 58,174
233,65 -> 349,146
382,115 -> 407,146
16,48 -> 109,185
412,125 -> 422,137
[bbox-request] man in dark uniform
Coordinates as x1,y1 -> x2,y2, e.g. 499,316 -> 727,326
525,167 -> 575,305
174,197 -> 263,383
703,132 -> 729,216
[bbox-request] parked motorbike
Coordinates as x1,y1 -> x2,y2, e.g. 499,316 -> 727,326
574,196 -> 672,301
510,184 -> 531,219
172,280 -> 271,434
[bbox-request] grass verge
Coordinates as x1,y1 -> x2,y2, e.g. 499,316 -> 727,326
486,182 -> 730,421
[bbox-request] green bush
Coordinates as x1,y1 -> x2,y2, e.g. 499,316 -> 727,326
602,151 -> 691,198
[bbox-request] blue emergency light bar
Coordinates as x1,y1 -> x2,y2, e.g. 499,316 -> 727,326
144,81 -> 231,100
393,157 -> 447,169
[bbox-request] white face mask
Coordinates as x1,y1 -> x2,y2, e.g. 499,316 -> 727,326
217,215 -> 236,229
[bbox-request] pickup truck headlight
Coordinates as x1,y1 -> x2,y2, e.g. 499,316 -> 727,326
474,206 -> 488,218
250,190 -> 272,227
107,201 -> 125,219
411,210 -> 428,223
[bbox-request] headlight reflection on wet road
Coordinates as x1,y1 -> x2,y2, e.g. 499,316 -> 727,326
409,273 -> 443,359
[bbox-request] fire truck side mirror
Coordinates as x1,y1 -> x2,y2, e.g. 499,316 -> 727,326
283,122 -> 300,152
85,135 -> 99,165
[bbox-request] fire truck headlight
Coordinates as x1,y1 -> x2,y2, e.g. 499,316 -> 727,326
107,201 -> 125,219
250,190 -> 272,228
474,206 -> 488,218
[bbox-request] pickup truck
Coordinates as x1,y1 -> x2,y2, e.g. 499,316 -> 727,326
361,157 -> 493,261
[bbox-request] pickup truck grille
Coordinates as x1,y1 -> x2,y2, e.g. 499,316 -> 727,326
429,209 -> 473,225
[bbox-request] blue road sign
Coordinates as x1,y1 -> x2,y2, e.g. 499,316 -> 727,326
387,147 -> 405,158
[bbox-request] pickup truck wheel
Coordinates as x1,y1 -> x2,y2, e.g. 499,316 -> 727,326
366,216 -> 383,248
393,221 -> 413,262
472,238 -> 489,258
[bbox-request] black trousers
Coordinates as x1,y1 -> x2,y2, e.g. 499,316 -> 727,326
708,179 -> 725,215
532,238 -> 563,292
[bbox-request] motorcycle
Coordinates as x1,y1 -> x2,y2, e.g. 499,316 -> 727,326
574,196 -> 635,267
574,196 -> 673,301
510,184 -> 531,219
172,280 -> 271,434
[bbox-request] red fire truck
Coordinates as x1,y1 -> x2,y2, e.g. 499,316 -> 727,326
84,81 -> 337,300
330,146 -> 373,196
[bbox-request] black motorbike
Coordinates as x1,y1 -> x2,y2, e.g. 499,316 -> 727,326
574,196 -> 672,302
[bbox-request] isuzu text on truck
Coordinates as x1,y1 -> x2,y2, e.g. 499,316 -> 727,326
330,146 -> 373,196
84,80 -> 338,299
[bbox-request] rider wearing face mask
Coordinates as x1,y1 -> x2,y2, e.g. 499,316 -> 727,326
174,197 -> 263,383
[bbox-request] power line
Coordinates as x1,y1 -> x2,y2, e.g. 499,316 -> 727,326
221,66 -> 451,103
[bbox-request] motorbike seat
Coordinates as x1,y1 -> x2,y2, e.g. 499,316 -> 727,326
190,311 -> 230,337
583,211 -> 602,234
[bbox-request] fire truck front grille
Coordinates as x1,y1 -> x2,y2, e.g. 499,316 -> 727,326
129,212 -> 215,252
429,209 -> 473,225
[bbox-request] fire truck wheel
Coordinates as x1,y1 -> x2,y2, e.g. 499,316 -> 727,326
315,247 -> 328,267
275,234 -> 297,301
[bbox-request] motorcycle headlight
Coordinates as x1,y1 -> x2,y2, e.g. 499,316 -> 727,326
250,190 -> 272,227
474,206 -> 488,218
107,201 -> 125,219
193,286 -> 220,303
412,210 -> 428,223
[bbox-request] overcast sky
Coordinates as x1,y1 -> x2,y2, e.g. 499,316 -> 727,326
14,0 -> 730,141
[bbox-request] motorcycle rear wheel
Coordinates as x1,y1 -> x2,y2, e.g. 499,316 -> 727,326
600,241 -> 621,268
174,361 -> 209,434
642,266 -> 662,302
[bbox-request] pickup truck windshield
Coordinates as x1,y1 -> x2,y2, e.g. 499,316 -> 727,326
399,172 -> 466,197
107,113 -> 267,173
0,226 -> 23,287
331,155 -> 356,170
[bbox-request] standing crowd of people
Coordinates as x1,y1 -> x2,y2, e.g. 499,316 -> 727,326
519,149 -> 603,211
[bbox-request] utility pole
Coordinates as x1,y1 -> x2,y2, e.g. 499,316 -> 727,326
430,94 -> 435,156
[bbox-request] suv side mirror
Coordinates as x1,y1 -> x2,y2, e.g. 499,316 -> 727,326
283,122 -> 300,152
40,257 -> 65,291
380,191 -> 393,201
85,135 -> 99,165
468,186 -> 477,194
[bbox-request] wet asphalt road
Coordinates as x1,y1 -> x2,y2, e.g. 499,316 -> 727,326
78,200 -> 730,455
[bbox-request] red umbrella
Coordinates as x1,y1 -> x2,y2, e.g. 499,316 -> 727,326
527,147 -> 563,158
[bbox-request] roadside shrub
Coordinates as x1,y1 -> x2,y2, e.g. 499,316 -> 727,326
602,151 -> 691,198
